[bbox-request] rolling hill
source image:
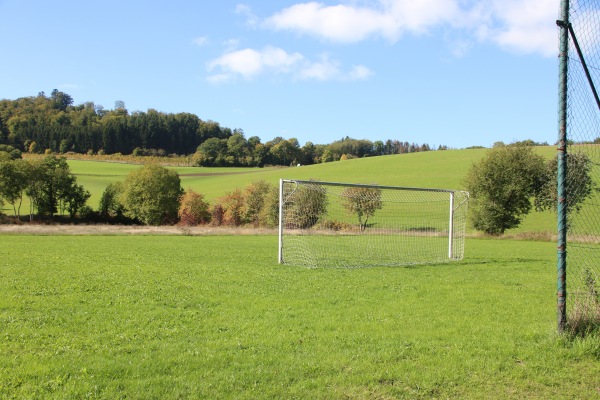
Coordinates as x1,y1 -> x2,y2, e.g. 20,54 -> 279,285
64,146 -> 558,234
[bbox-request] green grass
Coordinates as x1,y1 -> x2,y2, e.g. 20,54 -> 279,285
283,234 -> 457,267
54,147 -> 559,235
2,235 -> 600,398
66,148 -> 494,207
66,159 -> 275,207
0,146 -> 565,233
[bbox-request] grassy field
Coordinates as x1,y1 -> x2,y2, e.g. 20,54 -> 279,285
2,234 -> 600,398
66,146 -> 559,198
2,148 -> 559,234
45,147 -> 557,234
68,148 -> 496,204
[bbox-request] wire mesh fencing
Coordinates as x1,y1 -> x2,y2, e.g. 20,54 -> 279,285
561,0 -> 600,327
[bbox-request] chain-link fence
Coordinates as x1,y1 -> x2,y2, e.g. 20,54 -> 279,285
559,0 -> 600,331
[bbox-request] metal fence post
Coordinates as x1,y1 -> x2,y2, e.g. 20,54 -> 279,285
557,0 -> 570,333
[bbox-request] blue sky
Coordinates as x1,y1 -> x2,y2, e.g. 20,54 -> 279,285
0,0 -> 560,148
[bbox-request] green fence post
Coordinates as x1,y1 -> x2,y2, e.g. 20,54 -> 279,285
557,0 -> 570,333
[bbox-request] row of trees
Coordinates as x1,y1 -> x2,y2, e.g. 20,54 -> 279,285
0,90 -> 232,157
0,91 -> 442,167
6,142 -> 591,235
464,143 -> 595,235
100,173 -> 382,229
0,152 -> 278,226
0,150 -> 90,219
0,151 -> 382,230
97,168 -> 283,227
193,135 -> 435,167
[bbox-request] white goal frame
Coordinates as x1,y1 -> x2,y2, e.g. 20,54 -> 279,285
278,179 -> 469,267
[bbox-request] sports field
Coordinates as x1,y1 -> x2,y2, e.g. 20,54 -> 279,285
2,234 -> 600,398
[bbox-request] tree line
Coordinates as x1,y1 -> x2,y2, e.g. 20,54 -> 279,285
2,143 -> 596,233
0,147 -> 89,220
97,169 -> 378,229
0,150 -> 383,230
0,90 -> 443,167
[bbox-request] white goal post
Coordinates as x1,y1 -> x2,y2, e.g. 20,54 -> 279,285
278,179 -> 469,268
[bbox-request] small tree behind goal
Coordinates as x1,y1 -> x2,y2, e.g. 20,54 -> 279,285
278,179 -> 469,268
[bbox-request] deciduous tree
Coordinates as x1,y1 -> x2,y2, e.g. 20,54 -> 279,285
463,144 -> 545,235
120,164 -> 183,225
534,153 -> 596,216
178,189 -> 211,226
64,182 -> 91,218
341,186 -> 383,231
218,188 -> 245,226
289,181 -> 328,229
243,180 -> 274,226
99,182 -> 124,218
0,159 -> 30,218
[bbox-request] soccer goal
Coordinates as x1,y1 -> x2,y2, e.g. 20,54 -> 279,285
278,179 -> 469,268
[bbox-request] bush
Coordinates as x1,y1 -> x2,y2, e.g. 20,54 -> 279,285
315,220 -> 356,231
178,189 -> 211,226
243,180 -> 274,226
99,182 -> 125,218
534,153 -> 595,217
259,185 -> 280,228
463,144 -> 545,235
120,164 -> 183,225
218,189 -> 245,226
210,204 -> 224,226
78,205 -> 95,220
289,181 -> 328,229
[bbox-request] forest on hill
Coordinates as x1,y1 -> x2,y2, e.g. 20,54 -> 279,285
0,90 -> 444,167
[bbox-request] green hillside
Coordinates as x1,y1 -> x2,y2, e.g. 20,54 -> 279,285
61,146 -> 559,234
72,148 -> 488,203
2,147 -> 559,234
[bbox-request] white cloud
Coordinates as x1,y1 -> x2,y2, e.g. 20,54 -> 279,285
261,0 -> 560,57
192,36 -> 209,46
297,55 -> 340,80
207,46 -> 304,82
206,73 -> 232,85
480,0 -> 557,57
236,3 -> 259,27
264,0 -> 460,43
206,47 -> 372,83
295,56 -> 372,81
265,2 -> 389,42
347,65 -> 373,80
208,48 -> 270,79
572,9 -> 600,55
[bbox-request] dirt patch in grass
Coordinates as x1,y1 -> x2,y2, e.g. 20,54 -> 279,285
0,224 -> 277,236
178,170 -> 273,177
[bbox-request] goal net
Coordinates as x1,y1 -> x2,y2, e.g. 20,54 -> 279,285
278,179 -> 469,268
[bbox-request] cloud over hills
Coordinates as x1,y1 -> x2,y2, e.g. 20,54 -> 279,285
206,0 -> 557,83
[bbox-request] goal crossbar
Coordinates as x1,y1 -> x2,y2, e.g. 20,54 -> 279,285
280,179 -> 457,193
